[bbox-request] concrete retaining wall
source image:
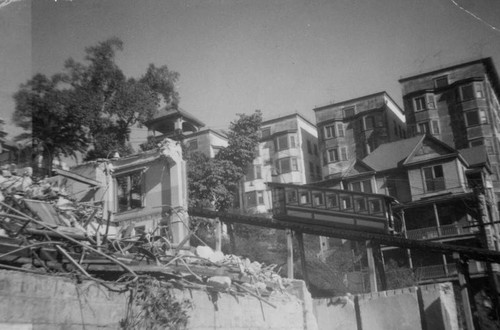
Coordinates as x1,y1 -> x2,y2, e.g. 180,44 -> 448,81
313,283 -> 458,330
0,270 -> 318,330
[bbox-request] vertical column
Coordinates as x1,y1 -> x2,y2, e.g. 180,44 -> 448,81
215,218 -> 221,252
296,231 -> 309,290
286,229 -> 294,279
162,139 -> 189,246
453,252 -> 478,330
366,240 -> 377,293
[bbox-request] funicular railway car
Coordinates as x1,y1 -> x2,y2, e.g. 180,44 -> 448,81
268,182 -> 398,234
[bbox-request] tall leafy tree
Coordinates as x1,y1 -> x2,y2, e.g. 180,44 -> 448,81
13,37 -> 181,167
61,38 -> 179,159
13,74 -> 89,175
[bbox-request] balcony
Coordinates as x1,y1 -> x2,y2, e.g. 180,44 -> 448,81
406,223 -> 477,240
415,262 -> 486,281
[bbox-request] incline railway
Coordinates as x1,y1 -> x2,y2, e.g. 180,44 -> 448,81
189,182 -> 500,264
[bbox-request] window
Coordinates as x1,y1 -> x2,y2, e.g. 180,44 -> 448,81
246,165 -> 262,181
326,149 -> 338,162
434,76 -> 448,88
276,157 -> 298,173
324,125 -> 335,139
261,127 -> 271,138
309,161 -> 314,178
257,191 -> 264,205
116,171 -> 144,213
423,165 -> 445,192
290,136 -> 296,148
431,120 -> 440,134
459,84 -> 474,101
340,147 -> 348,161
343,106 -> 355,118
414,96 -> 426,111
276,135 -> 289,150
187,139 -> 198,150
307,140 -> 312,154
364,116 -> 375,130
314,144 -> 318,156
350,179 -> 372,193
465,109 -> 488,127
337,123 -> 344,137
469,139 -> 483,147
245,191 -> 265,207
417,122 -> 430,134
316,165 -> 321,178
475,83 -> 485,98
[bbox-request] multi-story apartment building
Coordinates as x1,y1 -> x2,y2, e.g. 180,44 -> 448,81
242,113 -> 321,213
399,57 -> 500,203
313,92 -> 406,180
315,134 -> 499,283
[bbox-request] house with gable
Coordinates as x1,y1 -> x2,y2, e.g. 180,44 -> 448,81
315,134 -> 500,282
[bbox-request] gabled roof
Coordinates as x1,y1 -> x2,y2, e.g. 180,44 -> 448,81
342,159 -> 375,178
363,134 -> 469,173
402,135 -> 459,167
362,135 -> 423,171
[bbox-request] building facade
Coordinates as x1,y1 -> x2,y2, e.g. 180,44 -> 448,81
242,113 -> 321,213
399,58 -> 500,203
183,129 -> 228,158
313,92 -> 406,180
316,134 -> 499,283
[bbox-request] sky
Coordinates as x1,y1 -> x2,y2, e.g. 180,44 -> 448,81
1,0 -> 500,140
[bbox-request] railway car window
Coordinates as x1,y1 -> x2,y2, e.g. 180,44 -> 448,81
313,192 -> 324,207
339,195 -> 352,211
299,191 -> 310,205
286,190 -> 298,204
369,199 -> 382,214
326,194 -> 338,209
354,197 -> 367,213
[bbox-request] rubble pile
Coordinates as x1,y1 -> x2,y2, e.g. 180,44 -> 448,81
0,169 -> 290,306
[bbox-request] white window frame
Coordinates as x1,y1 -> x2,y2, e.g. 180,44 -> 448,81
414,96 -> 427,111
324,125 -> 335,139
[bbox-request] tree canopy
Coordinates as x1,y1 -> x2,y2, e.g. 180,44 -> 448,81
12,37 -> 180,169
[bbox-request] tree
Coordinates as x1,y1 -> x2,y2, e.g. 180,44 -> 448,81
61,37 -> 179,159
187,110 -> 262,211
13,73 -> 90,175
13,37 -> 181,163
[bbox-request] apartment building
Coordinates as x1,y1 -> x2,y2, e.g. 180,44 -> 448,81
242,113 -> 321,213
313,92 -> 406,180
399,57 -> 500,202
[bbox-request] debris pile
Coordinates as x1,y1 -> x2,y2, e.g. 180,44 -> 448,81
0,168 -> 291,307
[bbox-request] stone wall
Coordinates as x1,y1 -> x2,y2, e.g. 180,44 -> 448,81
313,283 -> 458,330
0,270 -> 318,330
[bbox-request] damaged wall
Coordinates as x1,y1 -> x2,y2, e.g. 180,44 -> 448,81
0,270 -> 318,330
313,283 -> 458,330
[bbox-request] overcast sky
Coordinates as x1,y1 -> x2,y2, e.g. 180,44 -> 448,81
1,0 -> 500,139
